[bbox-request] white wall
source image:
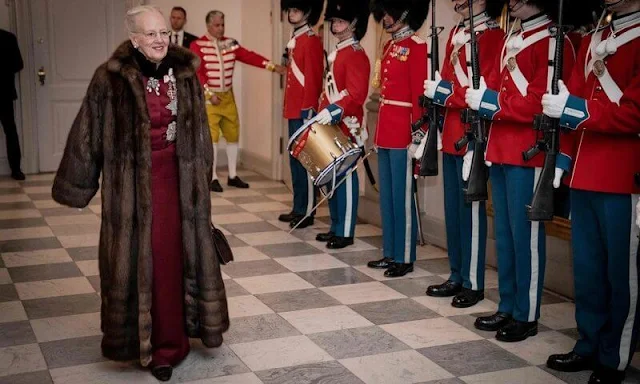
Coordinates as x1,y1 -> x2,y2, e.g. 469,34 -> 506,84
0,2 -> 10,30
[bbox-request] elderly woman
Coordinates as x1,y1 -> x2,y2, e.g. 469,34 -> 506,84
51,5 -> 228,381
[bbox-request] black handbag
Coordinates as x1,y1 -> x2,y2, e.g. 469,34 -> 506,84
211,223 -> 233,265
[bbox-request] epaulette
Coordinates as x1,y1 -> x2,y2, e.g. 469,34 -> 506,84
351,43 -> 363,51
411,35 -> 426,44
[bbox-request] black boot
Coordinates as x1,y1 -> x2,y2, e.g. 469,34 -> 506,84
426,280 -> 462,297
451,288 -> 484,308
367,257 -> 394,269
496,320 -> 538,342
279,211 -> 298,223
228,176 -> 249,188
546,351 -> 593,372
210,179 -> 223,192
474,312 -> 512,332
327,236 -> 354,249
589,365 -> 625,384
384,263 -> 413,277
151,365 -> 173,382
316,231 -> 335,242
290,216 -> 314,229
11,170 -> 25,181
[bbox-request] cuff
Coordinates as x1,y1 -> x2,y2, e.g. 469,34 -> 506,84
478,89 -> 500,120
301,108 -> 316,120
559,95 -> 588,131
325,104 -> 344,125
557,152 -> 572,172
433,80 -> 453,107
264,61 -> 276,72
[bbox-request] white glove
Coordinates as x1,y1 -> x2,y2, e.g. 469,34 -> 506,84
553,167 -> 564,189
423,71 -> 442,99
414,134 -> 428,159
408,143 -> 419,159
315,109 -> 333,125
345,117 -> 367,147
484,150 -> 492,168
462,150 -> 474,182
437,130 -> 443,151
542,80 -> 570,119
636,199 -> 640,228
465,76 -> 488,111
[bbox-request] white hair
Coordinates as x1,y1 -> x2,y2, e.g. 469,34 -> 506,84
125,5 -> 163,33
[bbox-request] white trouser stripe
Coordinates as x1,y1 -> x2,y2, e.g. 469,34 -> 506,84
306,176 -> 314,215
470,201 -> 480,290
344,172 -> 353,237
619,194 -> 640,370
528,167 -> 542,322
404,153 -> 412,263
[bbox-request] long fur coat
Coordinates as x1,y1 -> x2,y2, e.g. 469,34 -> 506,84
52,41 -> 229,367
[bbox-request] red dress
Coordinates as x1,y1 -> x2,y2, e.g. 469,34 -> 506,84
143,68 -> 190,367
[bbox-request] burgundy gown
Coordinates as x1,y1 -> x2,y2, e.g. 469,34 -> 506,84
142,58 -> 190,367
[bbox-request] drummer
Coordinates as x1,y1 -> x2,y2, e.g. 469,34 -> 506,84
313,0 -> 371,249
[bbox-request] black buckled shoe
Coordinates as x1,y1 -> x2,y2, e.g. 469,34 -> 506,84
279,211 -> 298,222
451,288 -> 484,308
384,263 -> 414,277
11,170 -> 25,181
316,231 -> 335,242
588,365 -> 625,384
151,365 -> 173,382
367,257 -> 394,269
474,312 -> 513,332
228,176 -> 249,188
426,280 -> 463,297
547,351 -> 593,372
326,236 -> 354,249
210,179 -> 223,192
290,216 -> 314,229
496,320 -> 538,342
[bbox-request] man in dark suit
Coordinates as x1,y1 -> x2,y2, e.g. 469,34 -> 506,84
0,29 -> 24,180
170,7 -> 197,48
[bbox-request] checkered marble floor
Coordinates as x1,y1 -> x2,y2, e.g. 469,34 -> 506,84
0,169 -> 639,384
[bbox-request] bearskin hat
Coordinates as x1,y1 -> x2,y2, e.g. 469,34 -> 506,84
524,0 -> 599,26
371,0 -> 430,31
325,0 -> 371,40
281,0 -> 325,26
486,0 -> 506,19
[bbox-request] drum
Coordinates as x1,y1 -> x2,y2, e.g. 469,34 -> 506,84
288,121 -> 362,187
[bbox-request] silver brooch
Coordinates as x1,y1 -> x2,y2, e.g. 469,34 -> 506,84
146,77 -> 160,96
166,121 -> 177,142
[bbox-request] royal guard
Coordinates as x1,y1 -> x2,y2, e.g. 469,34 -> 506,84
313,0 -> 371,249
366,0 -> 429,277
463,0 -> 576,341
279,0 -> 325,229
422,0 -> 505,308
190,11 -> 284,192
542,1 -> 640,382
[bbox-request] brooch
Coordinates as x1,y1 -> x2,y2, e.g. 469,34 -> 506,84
164,68 -> 177,116
146,77 -> 160,96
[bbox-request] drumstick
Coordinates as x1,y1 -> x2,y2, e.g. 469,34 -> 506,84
288,149 -> 375,234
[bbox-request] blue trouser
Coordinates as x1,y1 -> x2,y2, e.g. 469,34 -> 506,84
490,164 -> 546,322
443,153 -> 488,290
571,190 -> 640,372
378,148 -> 417,264
328,167 -> 359,237
288,119 -> 316,216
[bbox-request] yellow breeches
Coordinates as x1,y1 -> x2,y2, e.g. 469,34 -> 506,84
205,90 -> 240,143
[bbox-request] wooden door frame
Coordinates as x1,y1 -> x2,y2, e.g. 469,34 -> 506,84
271,0 -> 285,181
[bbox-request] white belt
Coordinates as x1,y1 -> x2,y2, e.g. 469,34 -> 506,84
380,98 -> 413,108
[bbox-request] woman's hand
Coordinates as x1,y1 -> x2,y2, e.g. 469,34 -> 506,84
210,94 -> 221,106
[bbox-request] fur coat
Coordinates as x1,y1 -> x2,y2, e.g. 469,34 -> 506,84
52,41 -> 229,367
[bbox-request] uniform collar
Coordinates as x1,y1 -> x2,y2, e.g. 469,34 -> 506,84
463,11 -> 490,30
521,13 -> 551,32
612,10 -> 640,32
392,26 -> 414,42
293,24 -> 312,38
336,37 -> 357,51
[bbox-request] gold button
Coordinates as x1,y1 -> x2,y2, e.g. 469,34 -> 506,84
502,87 -> 506,91
596,86 -> 602,91
386,60 -> 390,64
384,69 -> 388,73
505,76 -> 509,81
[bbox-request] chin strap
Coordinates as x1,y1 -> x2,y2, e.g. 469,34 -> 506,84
384,10 -> 409,31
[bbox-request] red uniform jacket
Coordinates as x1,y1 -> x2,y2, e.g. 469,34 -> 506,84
561,20 -> 640,195
283,25 -> 324,120
190,35 -> 272,92
435,18 -> 505,156
483,16 -> 575,168
374,33 -> 429,149
318,39 -> 371,139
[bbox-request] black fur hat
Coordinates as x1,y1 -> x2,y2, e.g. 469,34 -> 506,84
325,0 -> 371,40
525,0 -> 600,25
281,0 -> 325,26
486,0 -> 506,19
371,0 -> 430,31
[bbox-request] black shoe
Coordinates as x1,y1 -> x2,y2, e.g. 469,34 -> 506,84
474,312 -> 513,332
496,320 -> 538,342
279,211 -> 298,223
290,216 -> 314,229
426,280 -> 463,297
327,236 -> 354,249
210,179 -> 223,192
589,366 -> 625,384
452,288 -> 484,308
384,263 -> 414,277
151,365 -> 173,382
547,351 -> 593,372
11,170 -> 25,181
316,231 -> 335,242
228,176 -> 249,188
367,257 -> 394,269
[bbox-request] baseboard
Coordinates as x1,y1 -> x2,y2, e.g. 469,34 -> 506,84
239,150 -> 273,179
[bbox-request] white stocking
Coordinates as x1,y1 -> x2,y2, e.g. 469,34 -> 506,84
212,143 -> 219,181
227,143 -> 238,179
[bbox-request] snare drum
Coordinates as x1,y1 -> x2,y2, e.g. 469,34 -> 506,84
288,121 -> 362,187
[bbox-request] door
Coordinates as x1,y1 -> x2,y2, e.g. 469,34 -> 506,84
31,0 -> 127,172
278,10 -> 294,190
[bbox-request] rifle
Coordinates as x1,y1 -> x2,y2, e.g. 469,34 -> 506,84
522,0 -> 566,221
454,0 -> 489,203
414,0 -> 443,177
